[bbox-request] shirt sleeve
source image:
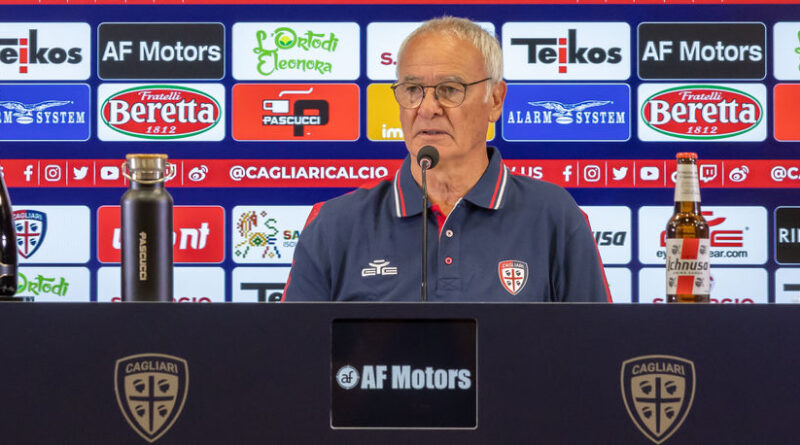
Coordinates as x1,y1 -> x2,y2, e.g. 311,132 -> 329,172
556,210 -> 612,303
281,203 -> 331,302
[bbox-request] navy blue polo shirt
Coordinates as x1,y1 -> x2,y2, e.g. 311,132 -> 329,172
283,147 -> 610,302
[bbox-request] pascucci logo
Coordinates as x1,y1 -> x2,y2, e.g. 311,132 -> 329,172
641,85 -> 762,139
100,85 -> 221,139
253,27 -> 339,77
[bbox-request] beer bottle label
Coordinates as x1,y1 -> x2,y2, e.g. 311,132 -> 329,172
674,163 -> 700,202
666,238 -> 711,295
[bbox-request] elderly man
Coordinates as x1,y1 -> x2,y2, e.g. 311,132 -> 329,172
283,17 -> 610,302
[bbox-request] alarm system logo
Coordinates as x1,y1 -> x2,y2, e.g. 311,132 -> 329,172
115,353 -> 189,443
621,355 -> 695,444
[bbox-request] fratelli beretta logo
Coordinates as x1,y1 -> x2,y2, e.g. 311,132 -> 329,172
232,22 -> 359,80
621,355 -> 696,444
115,353 -> 189,443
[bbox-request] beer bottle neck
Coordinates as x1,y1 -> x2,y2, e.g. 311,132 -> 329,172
674,200 -> 702,214
674,161 -> 701,205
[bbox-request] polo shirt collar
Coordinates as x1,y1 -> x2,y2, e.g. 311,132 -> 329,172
392,146 -> 510,218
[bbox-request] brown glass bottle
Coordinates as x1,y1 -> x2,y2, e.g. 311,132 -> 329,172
666,153 -> 710,303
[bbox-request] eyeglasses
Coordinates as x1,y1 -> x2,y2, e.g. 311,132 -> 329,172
391,77 -> 492,109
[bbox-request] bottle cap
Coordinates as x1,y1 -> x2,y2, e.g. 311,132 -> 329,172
123,154 -> 171,184
676,152 -> 698,160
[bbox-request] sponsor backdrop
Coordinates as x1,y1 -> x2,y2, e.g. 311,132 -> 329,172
1,4 -> 799,303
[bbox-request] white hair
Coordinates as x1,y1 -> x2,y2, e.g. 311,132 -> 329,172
396,16 -> 504,90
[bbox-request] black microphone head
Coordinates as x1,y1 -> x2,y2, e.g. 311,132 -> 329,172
416,145 -> 439,170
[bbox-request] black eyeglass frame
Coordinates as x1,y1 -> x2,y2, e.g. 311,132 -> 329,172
390,77 -> 493,109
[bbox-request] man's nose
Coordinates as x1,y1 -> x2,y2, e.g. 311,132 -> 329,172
416,86 -> 444,117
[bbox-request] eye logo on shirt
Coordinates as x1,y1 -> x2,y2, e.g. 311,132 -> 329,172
498,260 -> 529,295
361,259 -> 398,277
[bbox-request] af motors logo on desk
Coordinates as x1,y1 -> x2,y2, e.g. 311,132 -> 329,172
366,21 -> 495,80
98,23 -> 224,80
232,22 -> 359,80
232,84 -> 359,141
332,319 -> 476,428
638,84 -> 766,141
97,205 -> 225,263
97,83 -> 225,141
502,83 -> 630,141
13,205 -> 90,263
638,267 -> 767,304
638,206 -> 767,266
0,23 -> 90,80
114,353 -> 189,443
638,22 -> 765,80
772,22 -> 800,80
0,83 -> 90,141
366,83 -> 495,141
621,355 -> 696,444
232,206 -> 311,264
502,22 -> 630,80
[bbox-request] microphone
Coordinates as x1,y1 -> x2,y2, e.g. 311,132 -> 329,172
417,145 -> 439,302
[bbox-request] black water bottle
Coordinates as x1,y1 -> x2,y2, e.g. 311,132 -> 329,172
0,167 -> 18,300
121,154 -> 173,302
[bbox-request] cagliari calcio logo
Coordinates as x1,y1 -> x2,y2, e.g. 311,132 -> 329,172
115,353 -> 189,443
621,355 -> 695,444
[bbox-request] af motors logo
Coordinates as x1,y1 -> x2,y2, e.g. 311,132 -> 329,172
97,83 -> 225,141
334,364 -> 472,391
0,23 -> 90,80
638,206 -> 767,265
502,83 -> 630,141
365,22 -> 495,80
638,83 -> 766,142
502,22 -> 630,80
97,206 -> 225,263
12,205 -> 90,263
773,22 -> 800,80
638,22 -> 765,80
581,206 -> 631,265
0,83 -> 90,141
638,267 -> 767,304
98,23 -> 224,80
115,353 -> 188,443
232,206 -> 311,264
366,83 -> 495,142
232,83 -> 358,141
232,22 -> 359,80
231,266 -> 289,302
621,355 -> 695,444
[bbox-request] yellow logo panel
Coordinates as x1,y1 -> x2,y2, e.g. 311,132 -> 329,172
367,83 -> 495,142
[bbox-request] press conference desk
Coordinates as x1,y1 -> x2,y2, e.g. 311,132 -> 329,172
0,303 -> 796,445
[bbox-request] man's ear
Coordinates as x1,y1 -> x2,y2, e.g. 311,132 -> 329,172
488,80 -> 507,123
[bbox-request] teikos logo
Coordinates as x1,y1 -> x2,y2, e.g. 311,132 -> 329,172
115,353 -> 188,443
502,22 -> 630,80
638,22 -> 765,80
233,83 -> 359,141
367,83 -> 495,141
98,23 -> 225,80
97,83 -> 225,141
621,355 -> 695,444
503,83 -> 630,141
638,84 -> 766,142
0,23 -> 90,80
772,22 -> 800,80
231,266 -> 290,302
0,83 -> 90,141
232,22 -> 359,80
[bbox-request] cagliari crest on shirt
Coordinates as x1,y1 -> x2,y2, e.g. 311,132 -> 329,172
498,260 -> 529,295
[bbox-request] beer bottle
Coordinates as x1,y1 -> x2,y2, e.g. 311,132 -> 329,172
121,154 -> 173,302
666,152 -> 710,303
0,167 -> 19,300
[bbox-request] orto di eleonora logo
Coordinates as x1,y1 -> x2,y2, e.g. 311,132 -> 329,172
621,355 -> 696,444
115,353 -> 189,443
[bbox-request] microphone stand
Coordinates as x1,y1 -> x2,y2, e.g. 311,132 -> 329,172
420,159 -> 430,302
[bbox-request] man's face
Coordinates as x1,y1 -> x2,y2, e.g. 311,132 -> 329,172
396,32 -> 505,164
